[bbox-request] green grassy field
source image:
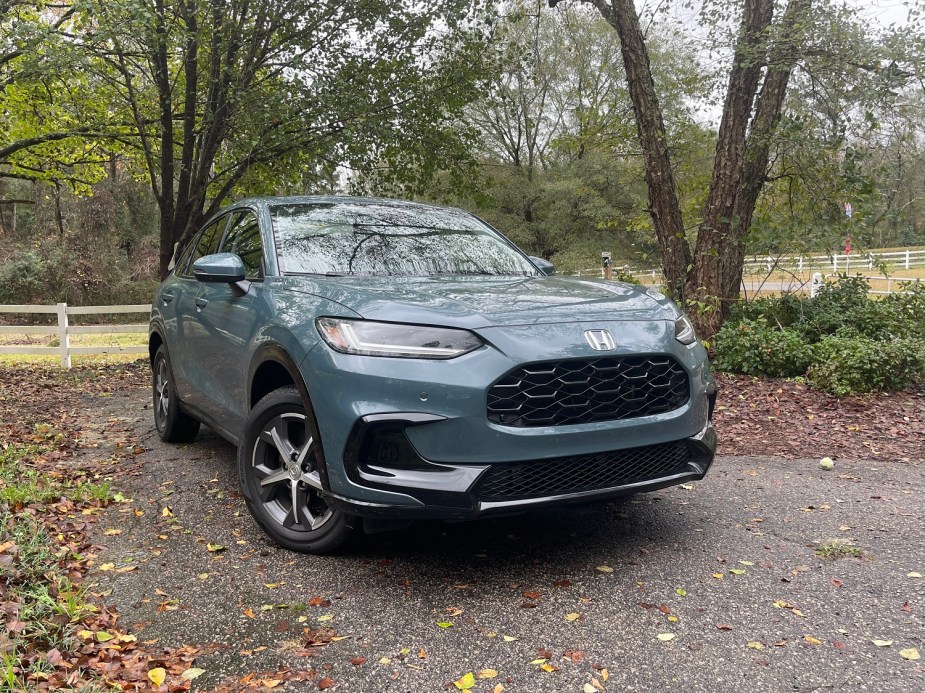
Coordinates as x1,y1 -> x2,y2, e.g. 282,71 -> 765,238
0,332 -> 146,366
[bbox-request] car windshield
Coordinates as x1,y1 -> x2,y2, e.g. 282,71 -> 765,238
270,202 -> 538,277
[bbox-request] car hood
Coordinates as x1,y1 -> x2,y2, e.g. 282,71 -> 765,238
279,275 -> 678,328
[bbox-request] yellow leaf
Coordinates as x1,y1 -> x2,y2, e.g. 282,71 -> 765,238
711,573 -> 724,579
667,615 -> 679,622
476,669 -> 498,679
601,669 -> 608,682
529,658 -> 547,665
378,657 -> 391,664
453,672 -> 476,690
317,614 -> 333,622
872,640 -> 893,647
297,616 -> 308,623
908,572 -> 923,578
116,565 -> 137,573
675,588 -> 687,596
657,633 -> 675,642
900,647 -> 920,661
198,573 -> 209,580
206,543 -> 225,552
564,612 -> 581,622
738,561 -> 754,566
161,507 -> 172,517
95,631 -> 114,643
803,636 -> 822,646
264,583 -> 278,589
98,563 -> 115,571
437,621 -> 453,628
747,641 -> 764,650
729,569 -> 746,575
147,667 -> 166,687
262,679 -> 282,688
181,668 -> 205,680
502,635 -> 517,642
493,685 -> 505,693
583,685 -> 597,693
104,528 -> 122,535
118,634 -> 137,643
540,663 -> 557,672
77,630 -> 94,639
595,566 -> 614,573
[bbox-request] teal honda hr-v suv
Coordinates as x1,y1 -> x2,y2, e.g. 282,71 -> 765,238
149,196 -> 717,553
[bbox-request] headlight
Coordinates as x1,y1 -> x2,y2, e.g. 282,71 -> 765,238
316,318 -> 482,359
674,315 -> 697,345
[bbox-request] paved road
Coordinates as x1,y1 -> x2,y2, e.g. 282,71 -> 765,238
92,389 -> 925,692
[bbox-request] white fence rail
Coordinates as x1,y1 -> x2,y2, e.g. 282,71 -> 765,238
0,303 -> 151,368
743,248 -> 925,274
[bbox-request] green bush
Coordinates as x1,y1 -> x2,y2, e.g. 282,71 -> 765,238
711,319 -> 813,377
807,335 -> 925,396
714,275 -> 925,395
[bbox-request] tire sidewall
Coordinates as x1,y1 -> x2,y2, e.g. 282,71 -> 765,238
238,386 -> 354,554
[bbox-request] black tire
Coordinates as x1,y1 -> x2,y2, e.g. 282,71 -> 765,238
152,345 -> 201,443
237,386 -> 356,554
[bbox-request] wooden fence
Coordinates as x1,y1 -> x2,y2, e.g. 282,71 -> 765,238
0,303 -> 150,368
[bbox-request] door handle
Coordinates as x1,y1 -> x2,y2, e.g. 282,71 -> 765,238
161,292 -> 175,305
195,297 -> 209,311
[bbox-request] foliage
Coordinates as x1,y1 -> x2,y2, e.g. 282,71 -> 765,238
711,319 -> 813,378
714,276 -> 925,394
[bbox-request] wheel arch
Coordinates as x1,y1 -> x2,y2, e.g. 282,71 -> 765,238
148,327 -> 166,367
247,343 -> 331,490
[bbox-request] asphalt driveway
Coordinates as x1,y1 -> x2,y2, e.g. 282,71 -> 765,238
91,387 -> 925,692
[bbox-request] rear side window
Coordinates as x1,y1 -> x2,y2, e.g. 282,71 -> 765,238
221,211 -> 264,279
181,217 -> 227,277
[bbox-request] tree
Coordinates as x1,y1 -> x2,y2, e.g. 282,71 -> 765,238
62,0 -> 498,276
559,0 -> 924,336
459,0 -> 710,270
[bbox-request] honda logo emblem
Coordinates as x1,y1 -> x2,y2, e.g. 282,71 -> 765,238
584,329 -> 615,351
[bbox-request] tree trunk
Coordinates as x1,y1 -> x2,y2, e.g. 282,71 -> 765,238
588,0 -> 691,300
580,0 -> 807,338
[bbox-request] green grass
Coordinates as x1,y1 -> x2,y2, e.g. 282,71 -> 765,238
815,540 -> 863,559
0,437 -> 115,506
0,511 -> 96,689
0,440 -> 115,690
0,332 -> 146,367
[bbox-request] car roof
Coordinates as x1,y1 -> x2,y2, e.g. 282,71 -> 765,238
226,195 -> 463,215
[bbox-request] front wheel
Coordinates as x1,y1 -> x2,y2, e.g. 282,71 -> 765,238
237,386 -> 356,554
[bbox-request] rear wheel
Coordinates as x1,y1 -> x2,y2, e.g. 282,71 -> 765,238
152,346 -> 200,443
237,386 -> 356,553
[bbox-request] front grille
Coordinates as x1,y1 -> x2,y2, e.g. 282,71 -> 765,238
473,440 -> 691,502
487,356 -> 689,427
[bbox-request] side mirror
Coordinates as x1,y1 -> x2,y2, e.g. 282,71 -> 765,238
529,256 -> 555,276
193,253 -> 246,283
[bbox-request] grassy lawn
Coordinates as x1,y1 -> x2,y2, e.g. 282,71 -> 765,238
0,332 -> 147,367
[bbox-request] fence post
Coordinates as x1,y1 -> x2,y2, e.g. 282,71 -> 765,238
56,302 -> 71,368
906,250 -> 911,270
832,256 -> 837,272
798,256 -> 803,273
810,272 -> 823,298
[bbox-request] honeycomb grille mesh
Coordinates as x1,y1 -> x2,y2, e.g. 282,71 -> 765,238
474,441 -> 691,502
487,356 -> 689,427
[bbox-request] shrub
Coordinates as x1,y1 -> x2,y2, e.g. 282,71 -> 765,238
714,275 -> 925,394
711,318 -> 813,377
807,334 -> 925,396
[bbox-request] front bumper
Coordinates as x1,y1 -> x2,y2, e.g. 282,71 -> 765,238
300,318 -> 718,519
322,417 -> 716,520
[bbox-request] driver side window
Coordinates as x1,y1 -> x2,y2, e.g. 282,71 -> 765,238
221,211 -> 264,280
180,217 -> 227,278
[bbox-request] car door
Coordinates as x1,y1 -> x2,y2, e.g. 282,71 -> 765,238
186,209 -> 265,435
171,215 -> 231,410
